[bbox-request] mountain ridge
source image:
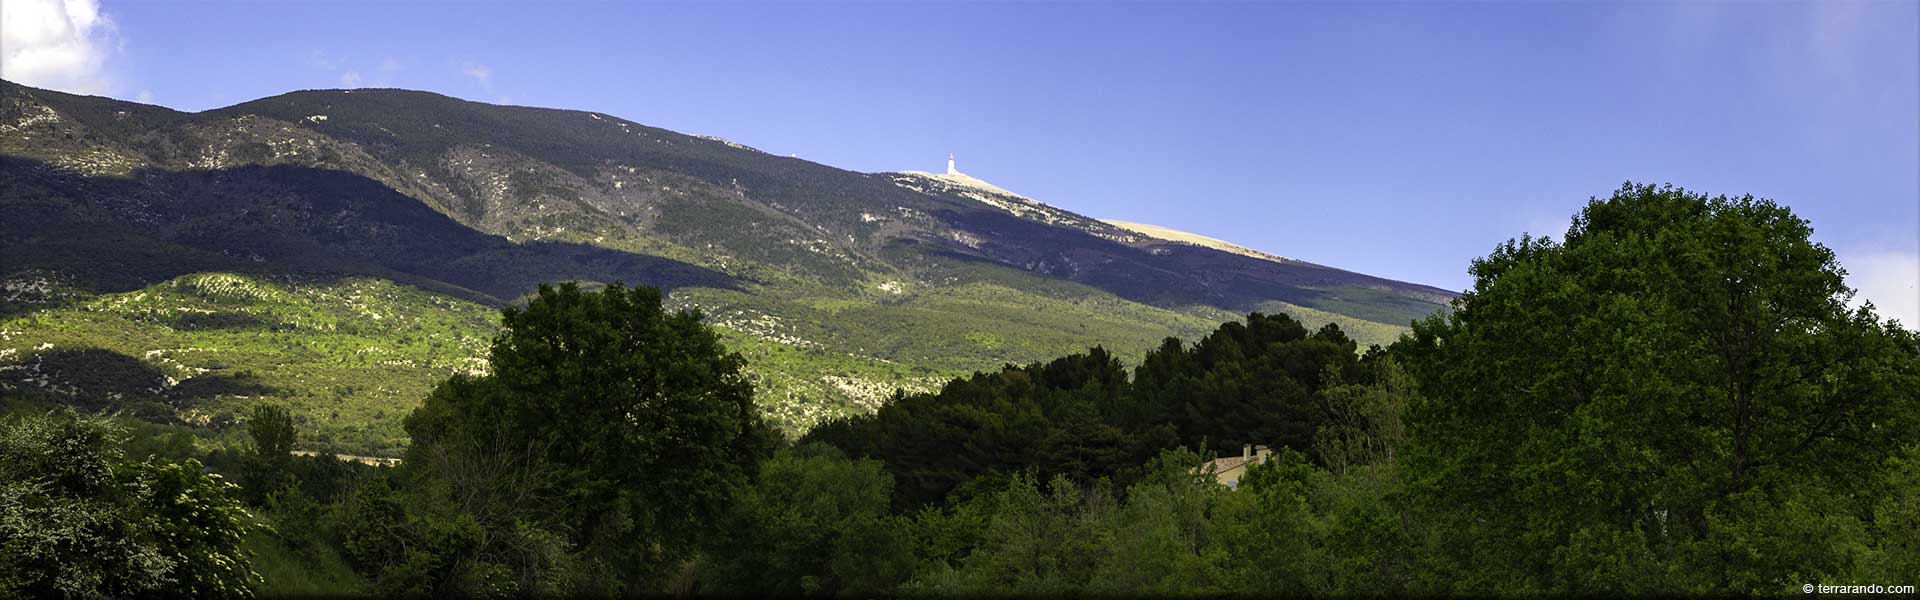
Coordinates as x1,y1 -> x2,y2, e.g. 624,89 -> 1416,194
1,80 -> 1454,303
2,79 -> 1457,447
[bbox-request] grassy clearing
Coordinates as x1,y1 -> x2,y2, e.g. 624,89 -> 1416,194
244,530 -> 368,596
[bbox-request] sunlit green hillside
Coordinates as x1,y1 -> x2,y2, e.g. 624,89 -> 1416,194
0,267 -> 1410,456
1,273 -> 497,455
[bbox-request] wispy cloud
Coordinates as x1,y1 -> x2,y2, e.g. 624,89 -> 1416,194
1842,248 -> 1920,330
461,62 -> 493,89
377,57 -> 403,79
305,48 -> 340,71
1,0 -> 119,95
309,52 -> 405,89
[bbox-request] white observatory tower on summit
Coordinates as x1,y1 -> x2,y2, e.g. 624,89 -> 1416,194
947,153 -> 958,175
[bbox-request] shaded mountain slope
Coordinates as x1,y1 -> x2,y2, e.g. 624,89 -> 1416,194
2,80 -> 1453,316
0,156 -> 737,303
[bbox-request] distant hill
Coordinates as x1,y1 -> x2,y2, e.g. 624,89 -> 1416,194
0,79 -> 1456,452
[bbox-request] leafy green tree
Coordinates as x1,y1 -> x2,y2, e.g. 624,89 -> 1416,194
1206,448 -> 1330,594
808,347 -> 1174,510
143,456 -> 268,598
0,409 -> 261,598
1088,447 -> 1223,595
1314,356 -> 1415,474
243,403 -> 296,502
912,448 -> 1236,596
914,472 -> 1113,595
1131,314 -> 1362,458
402,282 -> 775,592
1397,183 -> 1920,593
249,404 -> 295,460
697,443 -> 914,596
1862,443 -> 1920,578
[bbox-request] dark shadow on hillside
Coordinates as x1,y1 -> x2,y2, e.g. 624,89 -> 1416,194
166,370 -> 277,405
921,205 -> 1453,322
0,156 -> 740,306
0,347 -> 275,419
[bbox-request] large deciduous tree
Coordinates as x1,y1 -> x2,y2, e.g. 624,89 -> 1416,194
402,282 -> 774,593
1399,183 -> 1920,592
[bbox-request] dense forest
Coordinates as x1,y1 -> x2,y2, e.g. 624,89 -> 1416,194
3,184 -> 1916,597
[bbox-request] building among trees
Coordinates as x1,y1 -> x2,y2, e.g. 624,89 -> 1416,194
1201,443 -> 1273,488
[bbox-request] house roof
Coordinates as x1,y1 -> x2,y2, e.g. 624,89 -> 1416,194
1202,455 -> 1257,474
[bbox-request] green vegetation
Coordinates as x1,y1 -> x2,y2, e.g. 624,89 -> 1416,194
5,183 -> 1910,597
805,311 -> 1369,510
0,269 -> 1234,450
0,409 -> 261,598
697,443 -> 915,596
1395,183 -> 1920,591
390,282 -> 774,594
0,273 -> 499,456
7,233 -> 1404,448
244,530 -> 366,597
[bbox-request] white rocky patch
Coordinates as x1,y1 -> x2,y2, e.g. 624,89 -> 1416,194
49,148 -> 141,176
709,312 -> 822,349
693,134 -> 764,153
821,375 -> 900,412
886,171 -> 1119,236
1,274 -> 57,303
945,230 -> 984,249
0,102 -> 61,134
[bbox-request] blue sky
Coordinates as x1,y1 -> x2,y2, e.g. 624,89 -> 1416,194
4,0 -> 1916,323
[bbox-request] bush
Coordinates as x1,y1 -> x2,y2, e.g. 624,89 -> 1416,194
0,409 -> 261,598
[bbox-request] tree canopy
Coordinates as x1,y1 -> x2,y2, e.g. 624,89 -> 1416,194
1398,183 -> 1920,592
808,314 -> 1372,510
387,282 -> 775,594
0,410 -> 261,599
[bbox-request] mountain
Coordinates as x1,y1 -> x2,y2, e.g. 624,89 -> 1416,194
0,80 -> 1455,453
